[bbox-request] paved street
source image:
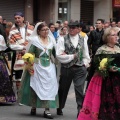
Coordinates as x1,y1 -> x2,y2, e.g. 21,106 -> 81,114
0,83 -> 77,120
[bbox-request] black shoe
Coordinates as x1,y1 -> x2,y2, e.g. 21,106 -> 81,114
44,111 -> 53,119
30,108 -> 36,115
57,108 -> 63,115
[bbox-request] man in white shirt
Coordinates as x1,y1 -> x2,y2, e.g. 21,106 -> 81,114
56,22 -> 90,116
8,12 -> 34,101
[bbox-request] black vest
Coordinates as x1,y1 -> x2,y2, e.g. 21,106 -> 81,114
61,34 -> 84,68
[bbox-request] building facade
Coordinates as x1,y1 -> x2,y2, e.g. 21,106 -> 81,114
0,0 -> 119,25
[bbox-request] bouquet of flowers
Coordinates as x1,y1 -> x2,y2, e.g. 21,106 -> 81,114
97,57 -> 114,78
22,53 -> 35,75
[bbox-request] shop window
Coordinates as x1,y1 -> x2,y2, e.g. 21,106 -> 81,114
58,0 -> 68,22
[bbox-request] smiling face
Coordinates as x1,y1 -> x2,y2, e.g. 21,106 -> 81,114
14,15 -> 24,27
68,26 -> 79,36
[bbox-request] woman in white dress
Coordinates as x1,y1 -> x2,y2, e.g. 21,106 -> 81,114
19,22 -> 58,119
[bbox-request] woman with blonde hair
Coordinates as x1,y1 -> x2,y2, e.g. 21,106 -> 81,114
78,27 -> 120,120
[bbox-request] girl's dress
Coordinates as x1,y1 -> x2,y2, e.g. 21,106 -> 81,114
19,35 -> 58,108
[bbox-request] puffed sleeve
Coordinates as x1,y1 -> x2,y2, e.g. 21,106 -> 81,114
0,35 -> 7,51
82,36 -> 91,67
56,36 -> 74,63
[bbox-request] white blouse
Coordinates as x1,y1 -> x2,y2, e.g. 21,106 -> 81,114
56,34 -> 91,67
0,35 -> 7,51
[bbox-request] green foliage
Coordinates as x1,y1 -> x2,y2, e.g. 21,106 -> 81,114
94,53 -> 114,78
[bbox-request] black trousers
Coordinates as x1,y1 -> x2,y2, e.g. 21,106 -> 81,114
11,50 -> 23,80
15,70 -> 23,80
58,65 -> 87,113
11,51 -> 16,77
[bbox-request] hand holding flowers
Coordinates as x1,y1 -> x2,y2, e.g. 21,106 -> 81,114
97,57 -> 114,78
109,64 -> 120,72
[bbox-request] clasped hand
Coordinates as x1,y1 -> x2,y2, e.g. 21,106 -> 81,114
74,53 -> 78,59
109,66 -> 119,72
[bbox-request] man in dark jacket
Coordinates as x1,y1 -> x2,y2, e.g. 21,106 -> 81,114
87,19 -> 104,85
88,19 -> 104,57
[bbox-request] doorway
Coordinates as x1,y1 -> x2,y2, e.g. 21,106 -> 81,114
33,0 -> 39,24
113,8 -> 120,22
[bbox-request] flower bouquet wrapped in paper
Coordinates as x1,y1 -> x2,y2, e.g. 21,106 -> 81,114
22,53 -> 35,75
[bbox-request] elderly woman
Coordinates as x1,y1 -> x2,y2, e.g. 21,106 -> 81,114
19,22 -> 58,119
78,27 -> 120,120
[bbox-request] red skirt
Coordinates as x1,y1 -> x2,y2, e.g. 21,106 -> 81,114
77,75 -> 103,120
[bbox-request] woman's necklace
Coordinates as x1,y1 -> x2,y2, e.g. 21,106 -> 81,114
106,44 -> 114,48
